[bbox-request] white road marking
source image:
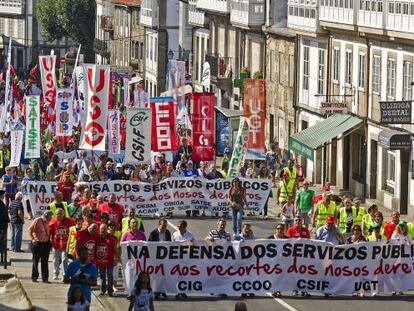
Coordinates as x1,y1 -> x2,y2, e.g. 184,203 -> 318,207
267,293 -> 299,311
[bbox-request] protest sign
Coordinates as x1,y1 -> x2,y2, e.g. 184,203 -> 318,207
9,130 -> 24,167
243,79 -> 266,159
28,177 -> 270,217
122,240 -> 414,295
75,66 -> 86,125
151,99 -> 177,152
39,55 -> 57,118
228,118 -> 250,178
24,96 -> 41,158
79,64 -> 110,151
123,77 -> 131,106
192,93 -> 214,162
108,110 -> 121,156
55,150 -> 78,165
55,88 -> 74,136
125,108 -> 151,163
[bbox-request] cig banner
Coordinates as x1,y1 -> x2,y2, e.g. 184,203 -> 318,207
24,96 -> 41,158
108,110 -> 121,156
192,93 -> 214,162
150,98 -> 177,152
79,64 -> 110,151
125,108 -> 151,163
122,240 -> 414,295
55,88 -> 74,136
243,79 -> 266,159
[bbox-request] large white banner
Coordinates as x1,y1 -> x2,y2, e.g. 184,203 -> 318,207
125,108 -> 151,164
27,178 -> 271,217
9,130 -> 24,167
79,64 -> 110,151
75,66 -> 87,125
122,240 -> 414,295
108,110 -> 121,156
39,55 -> 57,116
24,96 -> 41,158
0,39 -> 12,133
56,88 -> 74,136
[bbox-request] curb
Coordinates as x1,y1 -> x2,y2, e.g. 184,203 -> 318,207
4,258 -> 33,311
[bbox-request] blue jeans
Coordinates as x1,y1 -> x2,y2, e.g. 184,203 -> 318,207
11,223 -> 23,252
99,267 -> 114,294
232,208 -> 243,235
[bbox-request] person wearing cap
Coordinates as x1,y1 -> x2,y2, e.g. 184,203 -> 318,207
383,211 -> 400,240
28,211 -> 54,282
315,215 -> 344,245
276,172 -> 296,209
286,215 -> 311,239
181,160 -> 199,178
361,204 -> 378,236
313,191 -> 337,228
57,171 -> 75,203
295,180 -> 314,227
391,220 -> 412,245
49,191 -> 70,217
337,196 -> 362,237
367,223 -> 385,241
223,148 -> 232,166
110,163 -> 128,180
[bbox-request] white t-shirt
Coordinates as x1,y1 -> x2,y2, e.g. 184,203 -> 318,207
68,301 -> 90,311
391,232 -> 412,245
172,230 -> 193,242
134,289 -> 153,311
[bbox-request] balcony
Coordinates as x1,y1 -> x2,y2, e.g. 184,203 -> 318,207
320,0 -> 355,25
386,1 -> 414,34
197,0 -> 230,14
230,0 -> 265,28
288,0 -> 320,33
357,0 -> 383,29
0,1 -> 23,15
140,0 -> 159,28
101,16 -> 114,32
189,0 -> 208,27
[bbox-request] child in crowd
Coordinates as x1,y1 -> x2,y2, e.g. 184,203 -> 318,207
67,286 -> 90,311
281,197 -> 294,233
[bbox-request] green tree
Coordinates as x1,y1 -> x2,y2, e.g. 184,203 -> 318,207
37,0 -> 96,62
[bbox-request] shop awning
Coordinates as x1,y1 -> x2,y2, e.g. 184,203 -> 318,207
289,114 -> 363,161
215,107 -> 243,118
378,129 -> 412,150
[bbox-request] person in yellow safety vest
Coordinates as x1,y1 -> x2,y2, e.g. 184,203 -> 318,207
49,191 -> 70,217
361,204 -> 378,237
276,173 -> 296,206
282,159 -> 298,184
121,207 -> 144,234
351,197 -> 366,224
407,214 -> 414,238
367,223 -> 386,241
0,147 -> 11,172
66,215 -> 84,259
313,192 -> 337,228
337,197 -> 365,235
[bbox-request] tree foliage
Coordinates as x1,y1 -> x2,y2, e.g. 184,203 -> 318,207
37,0 -> 96,62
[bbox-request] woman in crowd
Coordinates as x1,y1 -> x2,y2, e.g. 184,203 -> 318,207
228,178 -> 248,236
127,271 -> 155,311
268,223 -> 286,298
346,224 -> 366,244
391,220 -> 412,245
361,204 -> 378,236
256,165 -> 272,219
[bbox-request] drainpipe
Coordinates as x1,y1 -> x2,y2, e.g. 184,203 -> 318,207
363,38 -> 371,203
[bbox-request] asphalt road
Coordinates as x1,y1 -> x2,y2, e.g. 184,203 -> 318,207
96,216 -> 414,311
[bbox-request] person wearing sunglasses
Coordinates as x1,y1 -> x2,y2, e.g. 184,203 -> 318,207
338,196 -> 357,239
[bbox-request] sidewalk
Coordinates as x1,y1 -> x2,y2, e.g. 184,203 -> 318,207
1,221 -> 106,311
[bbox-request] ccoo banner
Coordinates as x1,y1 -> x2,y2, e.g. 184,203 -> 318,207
24,96 -> 41,158
39,55 -> 57,118
108,110 -> 121,156
55,88 -> 74,136
122,240 -> 414,295
27,177 -> 270,217
243,79 -> 266,159
151,98 -> 177,152
125,108 -> 152,163
79,64 -> 110,151
192,93 -> 214,161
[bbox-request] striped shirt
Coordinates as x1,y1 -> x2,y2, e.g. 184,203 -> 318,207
208,230 -> 231,241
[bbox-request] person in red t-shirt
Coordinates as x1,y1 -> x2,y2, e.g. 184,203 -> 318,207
49,208 -> 75,280
383,211 -> 400,240
57,172 -> 75,203
80,187 -> 92,206
99,194 -> 124,229
95,224 -> 117,296
286,216 -> 311,239
88,199 -> 102,223
75,223 -> 99,262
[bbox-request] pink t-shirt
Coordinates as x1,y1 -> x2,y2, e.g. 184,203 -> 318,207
121,230 -> 146,242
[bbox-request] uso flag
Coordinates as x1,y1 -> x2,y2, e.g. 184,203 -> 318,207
79,64 -> 110,151
192,92 -> 214,161
39,55 -> 57,121
150,97 -> 177,152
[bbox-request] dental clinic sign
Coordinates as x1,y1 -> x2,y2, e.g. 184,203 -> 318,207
380,100 -> 412,124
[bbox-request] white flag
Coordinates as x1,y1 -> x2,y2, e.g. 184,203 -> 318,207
125,108 -> 151,163
9,130 -> 24,167
56,88 -> 74,136
108,110 -> 121,156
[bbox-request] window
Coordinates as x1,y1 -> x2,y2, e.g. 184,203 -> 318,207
254,4 -> 264,13
289,6 -> 293,15
303,45 -> 309,91
333,48 -> 340,82
279,52 -> 285,85
403,3 -> 409,14
149,36 -> 153,62
389,2 -> 394,13
385,151 -> 396,186
345,50 -> 353,85
411,3 -> 414,15
289,54 -> 295,87
387,58 -> 396,99
318,49 -> 326,94
378,1 -> 383,11
396,3 -> 401,13
358,53 -> 365,89
270,50 -> 275,81
372,55 -> 381,93
311,9 -> 316,18
365,0 -> 370,10
360,0 -> 364,9
154,37 -> 158,63
403,61 -> 412,100
354,135 -> 365,178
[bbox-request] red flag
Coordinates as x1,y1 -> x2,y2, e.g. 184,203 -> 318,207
192,92 -> 214,161
150,100 -> 177,152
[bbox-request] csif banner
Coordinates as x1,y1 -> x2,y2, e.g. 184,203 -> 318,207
192,93 -> 214,161
39,55 -> 57,119
24,96 -> 41,158
79,64 -> 110,151
125,108 -> 152,163
243,79 -> 266,159
122,240 -> 414,295
150,98 -> 177,152
55,88 -> 74,136
107,110 -> 121,156
27,177 -> 270,218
